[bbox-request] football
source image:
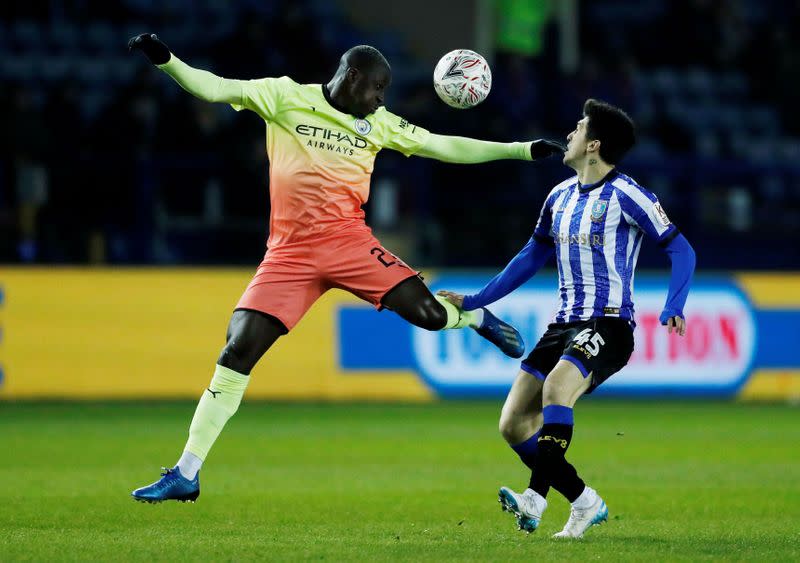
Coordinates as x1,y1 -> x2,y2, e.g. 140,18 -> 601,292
432,49 -> 492,109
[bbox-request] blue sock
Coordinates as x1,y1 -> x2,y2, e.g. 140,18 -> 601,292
511,430 -> 540,471
543,404 -> 574,426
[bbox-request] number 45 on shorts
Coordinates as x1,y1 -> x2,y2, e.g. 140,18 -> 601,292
572,328 -> 605,357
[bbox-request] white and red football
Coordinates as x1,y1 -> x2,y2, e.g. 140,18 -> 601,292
433,49 -> 492,109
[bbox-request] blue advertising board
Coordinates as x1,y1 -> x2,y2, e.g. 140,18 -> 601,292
338,275 -> 797,398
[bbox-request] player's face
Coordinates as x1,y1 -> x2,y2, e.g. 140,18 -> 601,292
564,116 -> 591,166
348,66 -> 391,118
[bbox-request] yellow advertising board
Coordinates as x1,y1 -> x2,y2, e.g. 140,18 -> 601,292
0,268 -> 431,400
1,268 -> 798,401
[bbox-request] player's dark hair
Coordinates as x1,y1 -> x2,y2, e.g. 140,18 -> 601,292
583,99 -> 636,164
342,45 -> 390,74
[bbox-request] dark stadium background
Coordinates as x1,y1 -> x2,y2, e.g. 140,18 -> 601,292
2,0 -> 798,269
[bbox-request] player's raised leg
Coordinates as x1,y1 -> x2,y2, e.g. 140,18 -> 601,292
323,231 -> 525,358
131,309 -> 286,503
381,276 -> 525,358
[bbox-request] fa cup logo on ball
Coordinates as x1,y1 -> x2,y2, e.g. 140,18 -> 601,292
433,49 -> 492,109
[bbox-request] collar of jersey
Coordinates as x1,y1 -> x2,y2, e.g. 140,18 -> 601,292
321,84 -> 356,117
578,169 -> 618,193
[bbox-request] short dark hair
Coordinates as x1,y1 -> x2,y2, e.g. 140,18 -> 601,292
342,45 -> 390,74
582,98 -> 636,164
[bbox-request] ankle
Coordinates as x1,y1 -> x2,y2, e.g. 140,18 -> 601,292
572,486 -> 597,509
176,451 -> 203,480
524,488 -> 548,511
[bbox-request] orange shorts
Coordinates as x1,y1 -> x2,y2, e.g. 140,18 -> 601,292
236,229 -> 419,331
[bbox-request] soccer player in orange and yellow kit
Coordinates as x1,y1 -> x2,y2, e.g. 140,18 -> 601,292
128,33 -> 565,503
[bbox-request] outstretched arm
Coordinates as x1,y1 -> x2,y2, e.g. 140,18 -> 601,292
129,33 -> 247,105
158,56 -> 247,105
416,134 -> 565,164
659,232 -> 696,335
438,236 -> 554,310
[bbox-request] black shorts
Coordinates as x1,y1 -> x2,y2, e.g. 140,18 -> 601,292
520,317 -> 634,393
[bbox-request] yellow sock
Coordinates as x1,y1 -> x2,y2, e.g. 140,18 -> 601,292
184,364 -> 249,461
435,295 -> 482,329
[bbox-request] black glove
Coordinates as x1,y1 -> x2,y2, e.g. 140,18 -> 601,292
128,33 -> 171,65
530,139 -> 567,160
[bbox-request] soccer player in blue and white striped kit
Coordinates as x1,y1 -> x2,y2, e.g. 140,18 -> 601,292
439,99 -> 696,538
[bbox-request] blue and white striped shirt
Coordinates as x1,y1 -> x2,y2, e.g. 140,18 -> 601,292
534,171 -> 676,323
461,169 -> 693,327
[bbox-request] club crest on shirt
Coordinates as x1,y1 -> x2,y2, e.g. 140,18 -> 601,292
354,118 -> 372,135
590,200 -> 608,223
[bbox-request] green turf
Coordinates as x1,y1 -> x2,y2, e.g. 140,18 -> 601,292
1,401 -> 798,561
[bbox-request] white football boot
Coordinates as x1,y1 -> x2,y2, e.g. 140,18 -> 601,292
553,487 -> 608,539
498,486 -> 547,533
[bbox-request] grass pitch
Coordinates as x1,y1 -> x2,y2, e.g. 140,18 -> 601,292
1,401 -> 798,561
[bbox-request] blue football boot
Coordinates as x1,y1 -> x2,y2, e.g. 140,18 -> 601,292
475,308 -> 525,358
131,467 -> 199,503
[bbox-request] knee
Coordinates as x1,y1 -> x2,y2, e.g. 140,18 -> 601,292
413,298 -> 448,331
498,413 -> 518,444
499,409 -> 543,444
217,338 -> 254,375
499,411 -> 526,444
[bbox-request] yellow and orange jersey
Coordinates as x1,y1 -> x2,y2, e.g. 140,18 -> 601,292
231,77 -> 430,248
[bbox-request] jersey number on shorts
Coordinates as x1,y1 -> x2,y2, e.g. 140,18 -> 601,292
573,328 -> 606,357
371,247 -> 397,267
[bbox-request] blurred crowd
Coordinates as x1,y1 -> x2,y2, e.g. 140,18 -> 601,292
1,0 -> 798,268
